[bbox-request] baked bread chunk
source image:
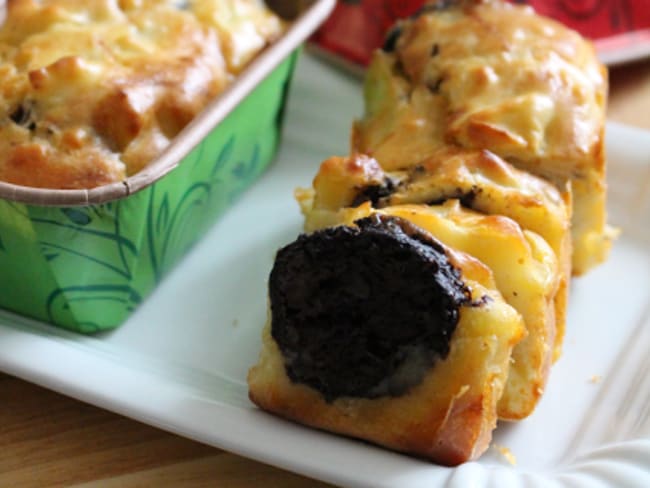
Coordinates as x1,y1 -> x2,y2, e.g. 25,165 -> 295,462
352,0 -> 612,275
248,214 -> 525,466
297,153 -> 564,420
0,0 -> 283,189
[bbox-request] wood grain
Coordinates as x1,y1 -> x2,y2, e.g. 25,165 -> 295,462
1,57 -> 649,488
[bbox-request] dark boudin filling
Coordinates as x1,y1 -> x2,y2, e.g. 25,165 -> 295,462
269,214 -> 470,402
349,165 -> 481,211
350,176 -> 397,207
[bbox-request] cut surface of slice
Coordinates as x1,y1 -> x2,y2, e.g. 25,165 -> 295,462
249,214 -> 524,465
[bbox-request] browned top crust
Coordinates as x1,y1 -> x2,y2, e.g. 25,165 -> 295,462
356,0 -> 606,179
353,0 -> 611,274
0,0 -> 283,189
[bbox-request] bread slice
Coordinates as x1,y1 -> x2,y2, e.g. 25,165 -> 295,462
298,153 -> 566,419
249,214 -> 524,465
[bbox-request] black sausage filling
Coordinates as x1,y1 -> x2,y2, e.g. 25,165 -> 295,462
350,176 -> 397,208
269,214 -> 470,402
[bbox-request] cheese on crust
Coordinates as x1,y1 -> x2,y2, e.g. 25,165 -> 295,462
0,0 -> 283,189
352,0 -> 611,275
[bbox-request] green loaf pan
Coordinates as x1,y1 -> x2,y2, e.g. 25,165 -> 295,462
0,0 -> 335,333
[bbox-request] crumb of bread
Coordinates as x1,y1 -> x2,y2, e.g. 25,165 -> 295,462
588,375 -> 602,384
493,444 -> 517,466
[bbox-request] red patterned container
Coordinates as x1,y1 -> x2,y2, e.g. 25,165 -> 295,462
311,0 -> 650,66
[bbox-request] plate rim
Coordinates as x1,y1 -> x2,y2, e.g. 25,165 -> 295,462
1,114 -> 649,488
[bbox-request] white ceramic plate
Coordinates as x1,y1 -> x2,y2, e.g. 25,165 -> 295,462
1,55 -> 649,487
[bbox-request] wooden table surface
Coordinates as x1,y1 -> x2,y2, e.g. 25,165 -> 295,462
2,57 -> 650,488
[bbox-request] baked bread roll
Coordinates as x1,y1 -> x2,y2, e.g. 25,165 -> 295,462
352,0 -> 613,275
248,214 -> 525,466
297,153 -> 564,420
249,0 -> 612,464
0,0 -> 283,188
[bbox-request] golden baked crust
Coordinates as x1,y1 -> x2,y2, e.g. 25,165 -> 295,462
248,233 -> 524,466
352,0 -> 612,275
0,0 -> 283,189
298,153 -> 564,420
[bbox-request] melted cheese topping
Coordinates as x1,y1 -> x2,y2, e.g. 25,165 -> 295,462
352,0 -> 611,275
355,0 -> 606,179
0,0 -> 283,189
